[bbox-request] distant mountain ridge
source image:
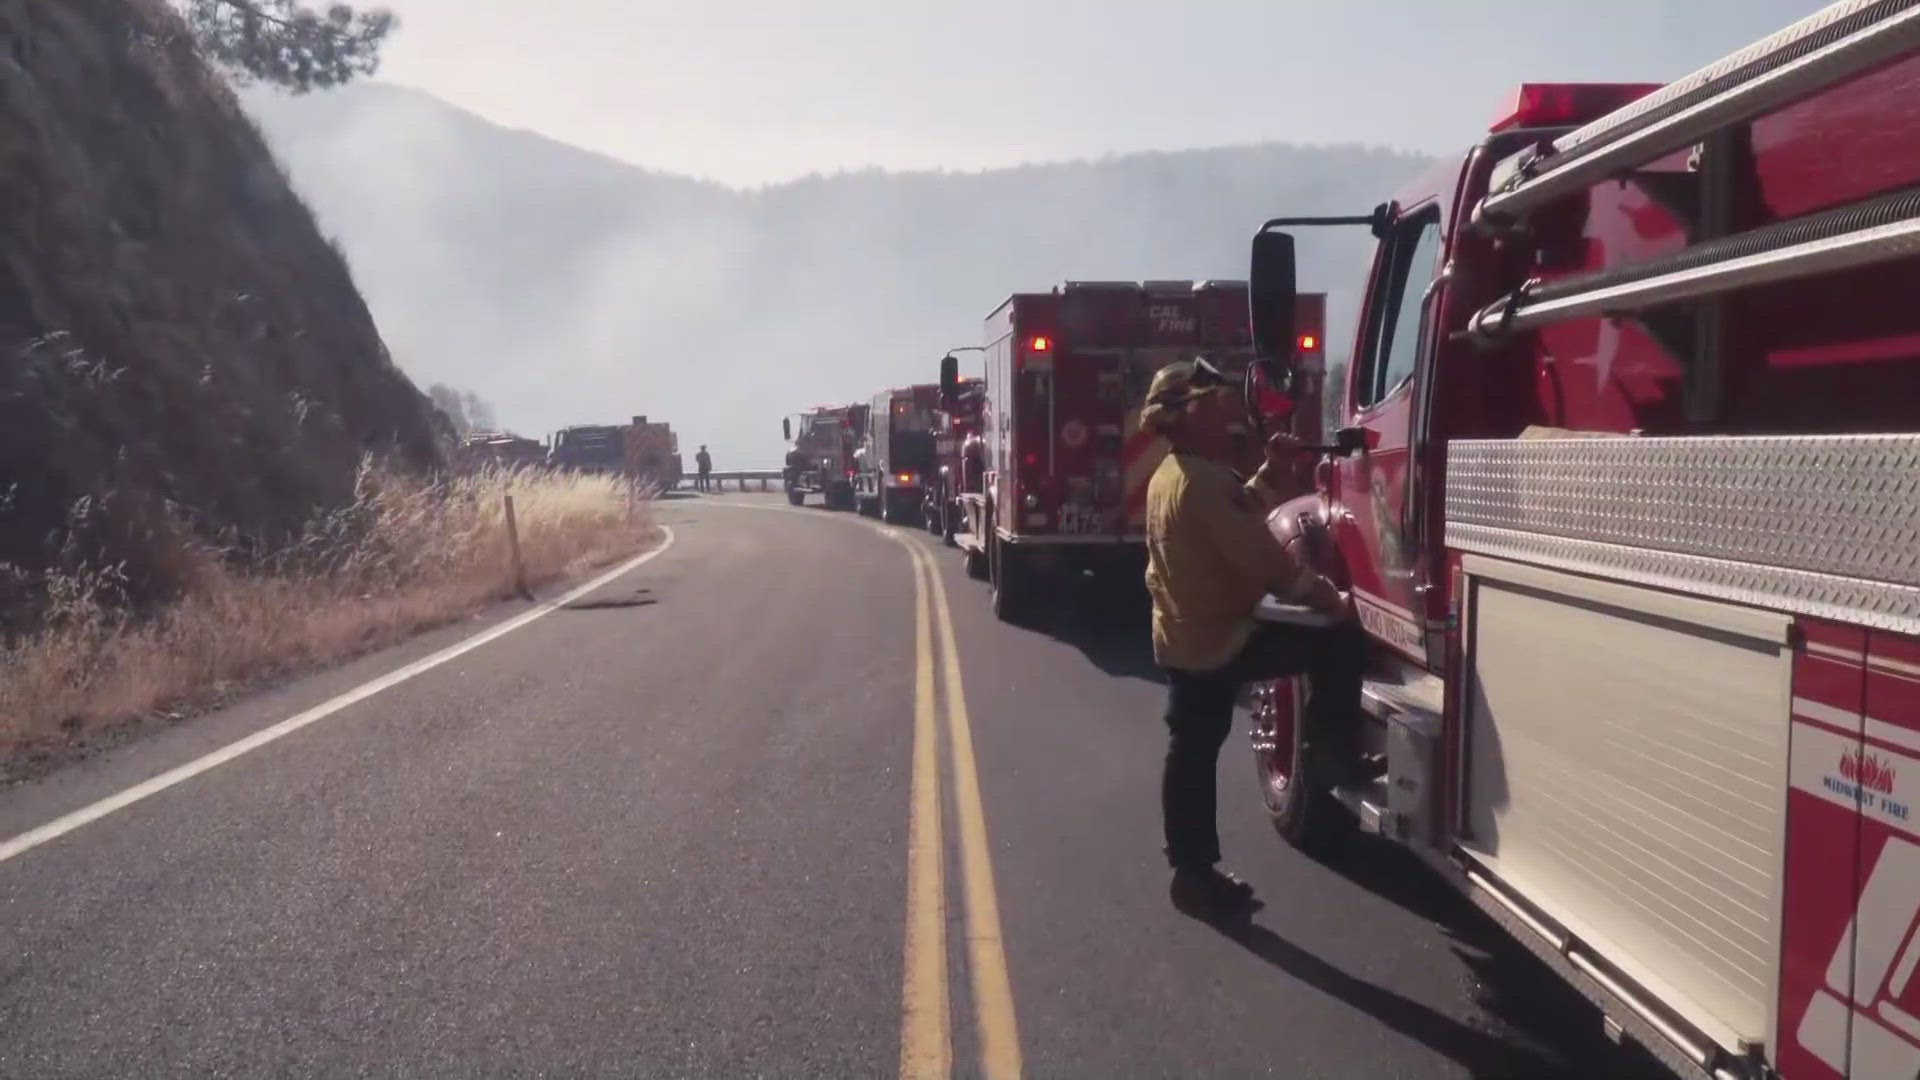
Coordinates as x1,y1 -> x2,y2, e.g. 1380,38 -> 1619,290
245,83 -> 1434,464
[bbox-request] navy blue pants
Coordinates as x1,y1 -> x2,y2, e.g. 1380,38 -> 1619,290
1160,621 -> 1366,869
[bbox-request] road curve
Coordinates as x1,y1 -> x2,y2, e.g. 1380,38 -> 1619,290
0,491 -> 1663,1078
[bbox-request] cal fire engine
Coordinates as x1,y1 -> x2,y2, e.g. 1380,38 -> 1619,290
781,403 -> 865,510
855,384 -> 941,525
939,280 -> 1326,623
1237,3 -> 1920,1077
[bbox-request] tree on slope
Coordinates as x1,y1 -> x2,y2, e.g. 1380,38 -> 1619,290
180,0 -> 396,92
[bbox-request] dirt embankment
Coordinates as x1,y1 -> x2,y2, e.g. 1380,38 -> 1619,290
0,0 -> 443,615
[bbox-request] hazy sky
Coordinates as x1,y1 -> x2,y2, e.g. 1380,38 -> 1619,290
363,0 -> 1823,186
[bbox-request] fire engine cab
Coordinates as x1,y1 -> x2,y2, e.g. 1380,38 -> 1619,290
781,403 -> 866,510
1240,3 -> 1920,1077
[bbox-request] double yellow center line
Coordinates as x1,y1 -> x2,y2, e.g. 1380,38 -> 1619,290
899,537 -> 1023,1080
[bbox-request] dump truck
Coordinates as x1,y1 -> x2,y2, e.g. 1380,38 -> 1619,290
548,424 -> 626,474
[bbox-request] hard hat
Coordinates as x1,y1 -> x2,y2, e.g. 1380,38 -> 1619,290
1139,357 -> 1227,433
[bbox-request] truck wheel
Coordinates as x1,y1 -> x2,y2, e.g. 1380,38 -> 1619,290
1250,678 -> 1352,858
786,488 -> 805,507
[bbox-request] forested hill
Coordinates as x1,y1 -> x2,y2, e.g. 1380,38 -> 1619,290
248,82 -> 1432,464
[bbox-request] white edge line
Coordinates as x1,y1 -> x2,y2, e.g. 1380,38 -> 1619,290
0,527 -> 677,865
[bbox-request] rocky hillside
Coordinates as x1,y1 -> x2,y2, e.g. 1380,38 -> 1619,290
0,0 -> 440,605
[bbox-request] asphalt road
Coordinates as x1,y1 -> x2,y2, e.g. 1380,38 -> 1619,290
0,491 -> 1666,1078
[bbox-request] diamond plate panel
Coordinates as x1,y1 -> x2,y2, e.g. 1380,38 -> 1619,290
1445,435 -> 1920,634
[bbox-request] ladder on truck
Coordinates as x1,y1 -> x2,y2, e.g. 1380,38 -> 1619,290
1465,0 -> 1920,422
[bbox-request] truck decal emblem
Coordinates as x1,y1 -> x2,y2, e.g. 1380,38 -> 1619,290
1841,749 -> 1899,796
1146,303 -> 1195,334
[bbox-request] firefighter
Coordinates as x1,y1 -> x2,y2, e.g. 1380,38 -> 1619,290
1140,357 -> 1363,912
695,445 -> 713,493
960,430 -> 985,494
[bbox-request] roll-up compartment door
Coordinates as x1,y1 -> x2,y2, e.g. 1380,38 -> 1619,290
1461,555 -> 1792,1052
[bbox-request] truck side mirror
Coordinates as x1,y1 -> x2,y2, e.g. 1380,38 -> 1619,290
939,354 -> 959,406
782,417 -> 792,442
1249,230 -> 1298,367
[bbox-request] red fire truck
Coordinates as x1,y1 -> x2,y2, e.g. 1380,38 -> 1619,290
781,403 -> 866,510
1238,4 -> 1920,1077
927,375 -> 985,544
855,384 -> 941,525
939,280 -> 1327,624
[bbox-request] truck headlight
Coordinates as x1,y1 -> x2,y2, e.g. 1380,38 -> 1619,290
1023,493 -> 1040,510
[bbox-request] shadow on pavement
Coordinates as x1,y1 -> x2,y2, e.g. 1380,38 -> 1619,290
1293,834 -> 1671,1079
563,587 -> 658,612
1017,579 -> 1165,684
1177,892 -> 1559,1079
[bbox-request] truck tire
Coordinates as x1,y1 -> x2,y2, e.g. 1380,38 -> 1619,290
786,488 -> 805,507
1249,678 -> 1352,858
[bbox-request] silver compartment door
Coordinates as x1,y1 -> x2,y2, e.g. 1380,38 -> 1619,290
1461,555 -> 1792,1052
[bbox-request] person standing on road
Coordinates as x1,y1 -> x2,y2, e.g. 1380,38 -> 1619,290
1141,358 -> 1364,913
695,445 -> 713,493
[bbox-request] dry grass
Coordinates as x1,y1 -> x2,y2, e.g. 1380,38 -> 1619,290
0,461 -> 659,761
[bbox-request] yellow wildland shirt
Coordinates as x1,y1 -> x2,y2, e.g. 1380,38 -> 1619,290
1145,452 -> 1317,673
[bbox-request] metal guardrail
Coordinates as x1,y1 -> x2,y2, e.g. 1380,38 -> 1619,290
686,469 -> 785,492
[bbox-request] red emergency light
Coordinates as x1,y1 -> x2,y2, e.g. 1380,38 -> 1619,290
1299,334 -> 1319,352
1028,335 -> 1052,353
1489,83 -> 1661,133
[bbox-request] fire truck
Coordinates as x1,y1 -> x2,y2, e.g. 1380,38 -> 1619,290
927,376 -> 985,544
855,384 -> 941,525
623,415 -> 683,491
781,403 -> 865,510
548,424 -> 626,474
938,280 -> 1326,624
1237,4 -> 1920,1077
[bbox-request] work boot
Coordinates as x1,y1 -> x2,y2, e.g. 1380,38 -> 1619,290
1169,866 -> 1260,916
